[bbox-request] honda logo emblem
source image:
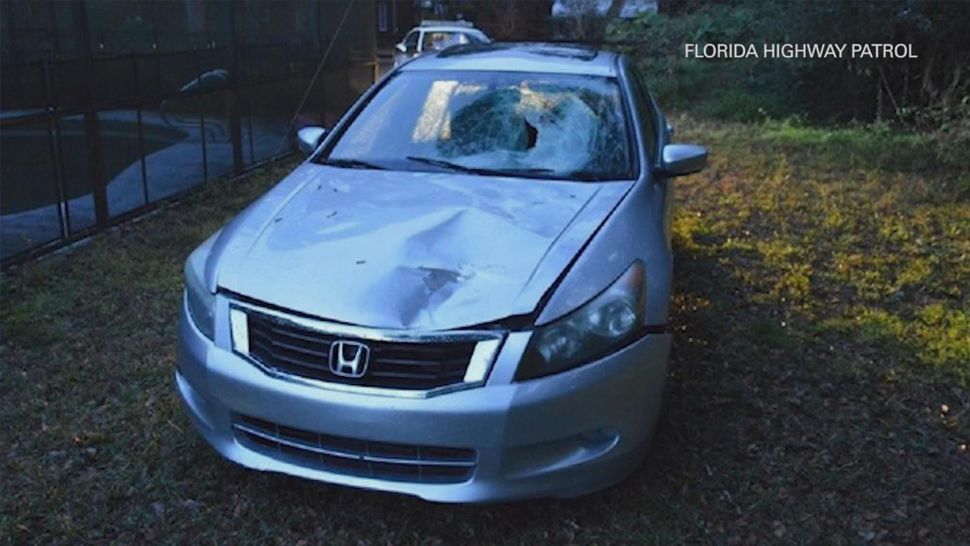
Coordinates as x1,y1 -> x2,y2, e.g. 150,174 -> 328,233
329,340 -> 370,378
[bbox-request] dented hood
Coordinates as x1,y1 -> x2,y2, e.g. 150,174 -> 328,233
213,163 -> 630,330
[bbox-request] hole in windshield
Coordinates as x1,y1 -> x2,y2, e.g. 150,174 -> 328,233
322,70 -> 635,181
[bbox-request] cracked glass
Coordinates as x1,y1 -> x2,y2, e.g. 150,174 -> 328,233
326,70 -> 635,181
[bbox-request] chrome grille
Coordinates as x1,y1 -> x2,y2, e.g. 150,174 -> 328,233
237,306 -> 502,393
233,415 -> 476,483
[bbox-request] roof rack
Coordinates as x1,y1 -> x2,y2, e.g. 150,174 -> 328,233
420,19 -> 473,28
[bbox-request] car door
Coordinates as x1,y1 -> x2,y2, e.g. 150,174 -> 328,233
395,30 -> 421,66
412,30 -> 425,54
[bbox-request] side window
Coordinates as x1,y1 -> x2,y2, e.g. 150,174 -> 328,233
403,31 -> 419,51
630,71 -> 659,162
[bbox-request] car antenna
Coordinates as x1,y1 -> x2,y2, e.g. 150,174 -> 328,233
273,0 -> 355,157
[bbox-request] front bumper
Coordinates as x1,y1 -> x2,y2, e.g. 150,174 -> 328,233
176,296 -> 671,502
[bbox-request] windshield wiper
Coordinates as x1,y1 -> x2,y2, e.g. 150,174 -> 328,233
405,156 -> 482,174
323,158 -> 386,170
406,156 -> 556,178
563,170 -> 617,182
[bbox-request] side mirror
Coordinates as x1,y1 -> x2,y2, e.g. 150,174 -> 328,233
658,143 -> 707,177
296,126 -> 327,156
395,43 -> 407,53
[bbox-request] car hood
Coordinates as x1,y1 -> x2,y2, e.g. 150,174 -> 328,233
211,163 -> 630,330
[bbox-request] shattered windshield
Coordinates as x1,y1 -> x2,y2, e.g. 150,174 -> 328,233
324,70 -> 635,181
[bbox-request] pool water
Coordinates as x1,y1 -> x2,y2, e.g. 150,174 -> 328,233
1,119 -> 186,215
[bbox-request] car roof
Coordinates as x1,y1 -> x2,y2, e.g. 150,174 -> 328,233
401,43 -> 620,77
416,25 -> 485,34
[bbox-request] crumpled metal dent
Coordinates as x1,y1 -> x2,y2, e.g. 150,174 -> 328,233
215,164 -> 628,330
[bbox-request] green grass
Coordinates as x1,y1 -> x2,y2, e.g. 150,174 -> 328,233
2,119 -> 968,544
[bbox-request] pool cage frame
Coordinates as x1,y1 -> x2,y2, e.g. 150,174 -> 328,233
1,0 -> 376,267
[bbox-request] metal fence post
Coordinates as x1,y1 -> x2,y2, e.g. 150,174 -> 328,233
75,0 -> 108,227
192,47 -> 209,183
227,0 -> 244,174
42,57 -> 69,239
132,52 -> 150,206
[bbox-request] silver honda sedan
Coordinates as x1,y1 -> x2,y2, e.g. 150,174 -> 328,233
177,43 -> 706,502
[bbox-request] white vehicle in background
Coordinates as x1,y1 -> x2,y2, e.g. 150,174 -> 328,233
393,20 -> 490,67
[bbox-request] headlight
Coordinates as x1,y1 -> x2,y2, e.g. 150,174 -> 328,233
184,246 -> 216,341
516,262 -> 646,380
